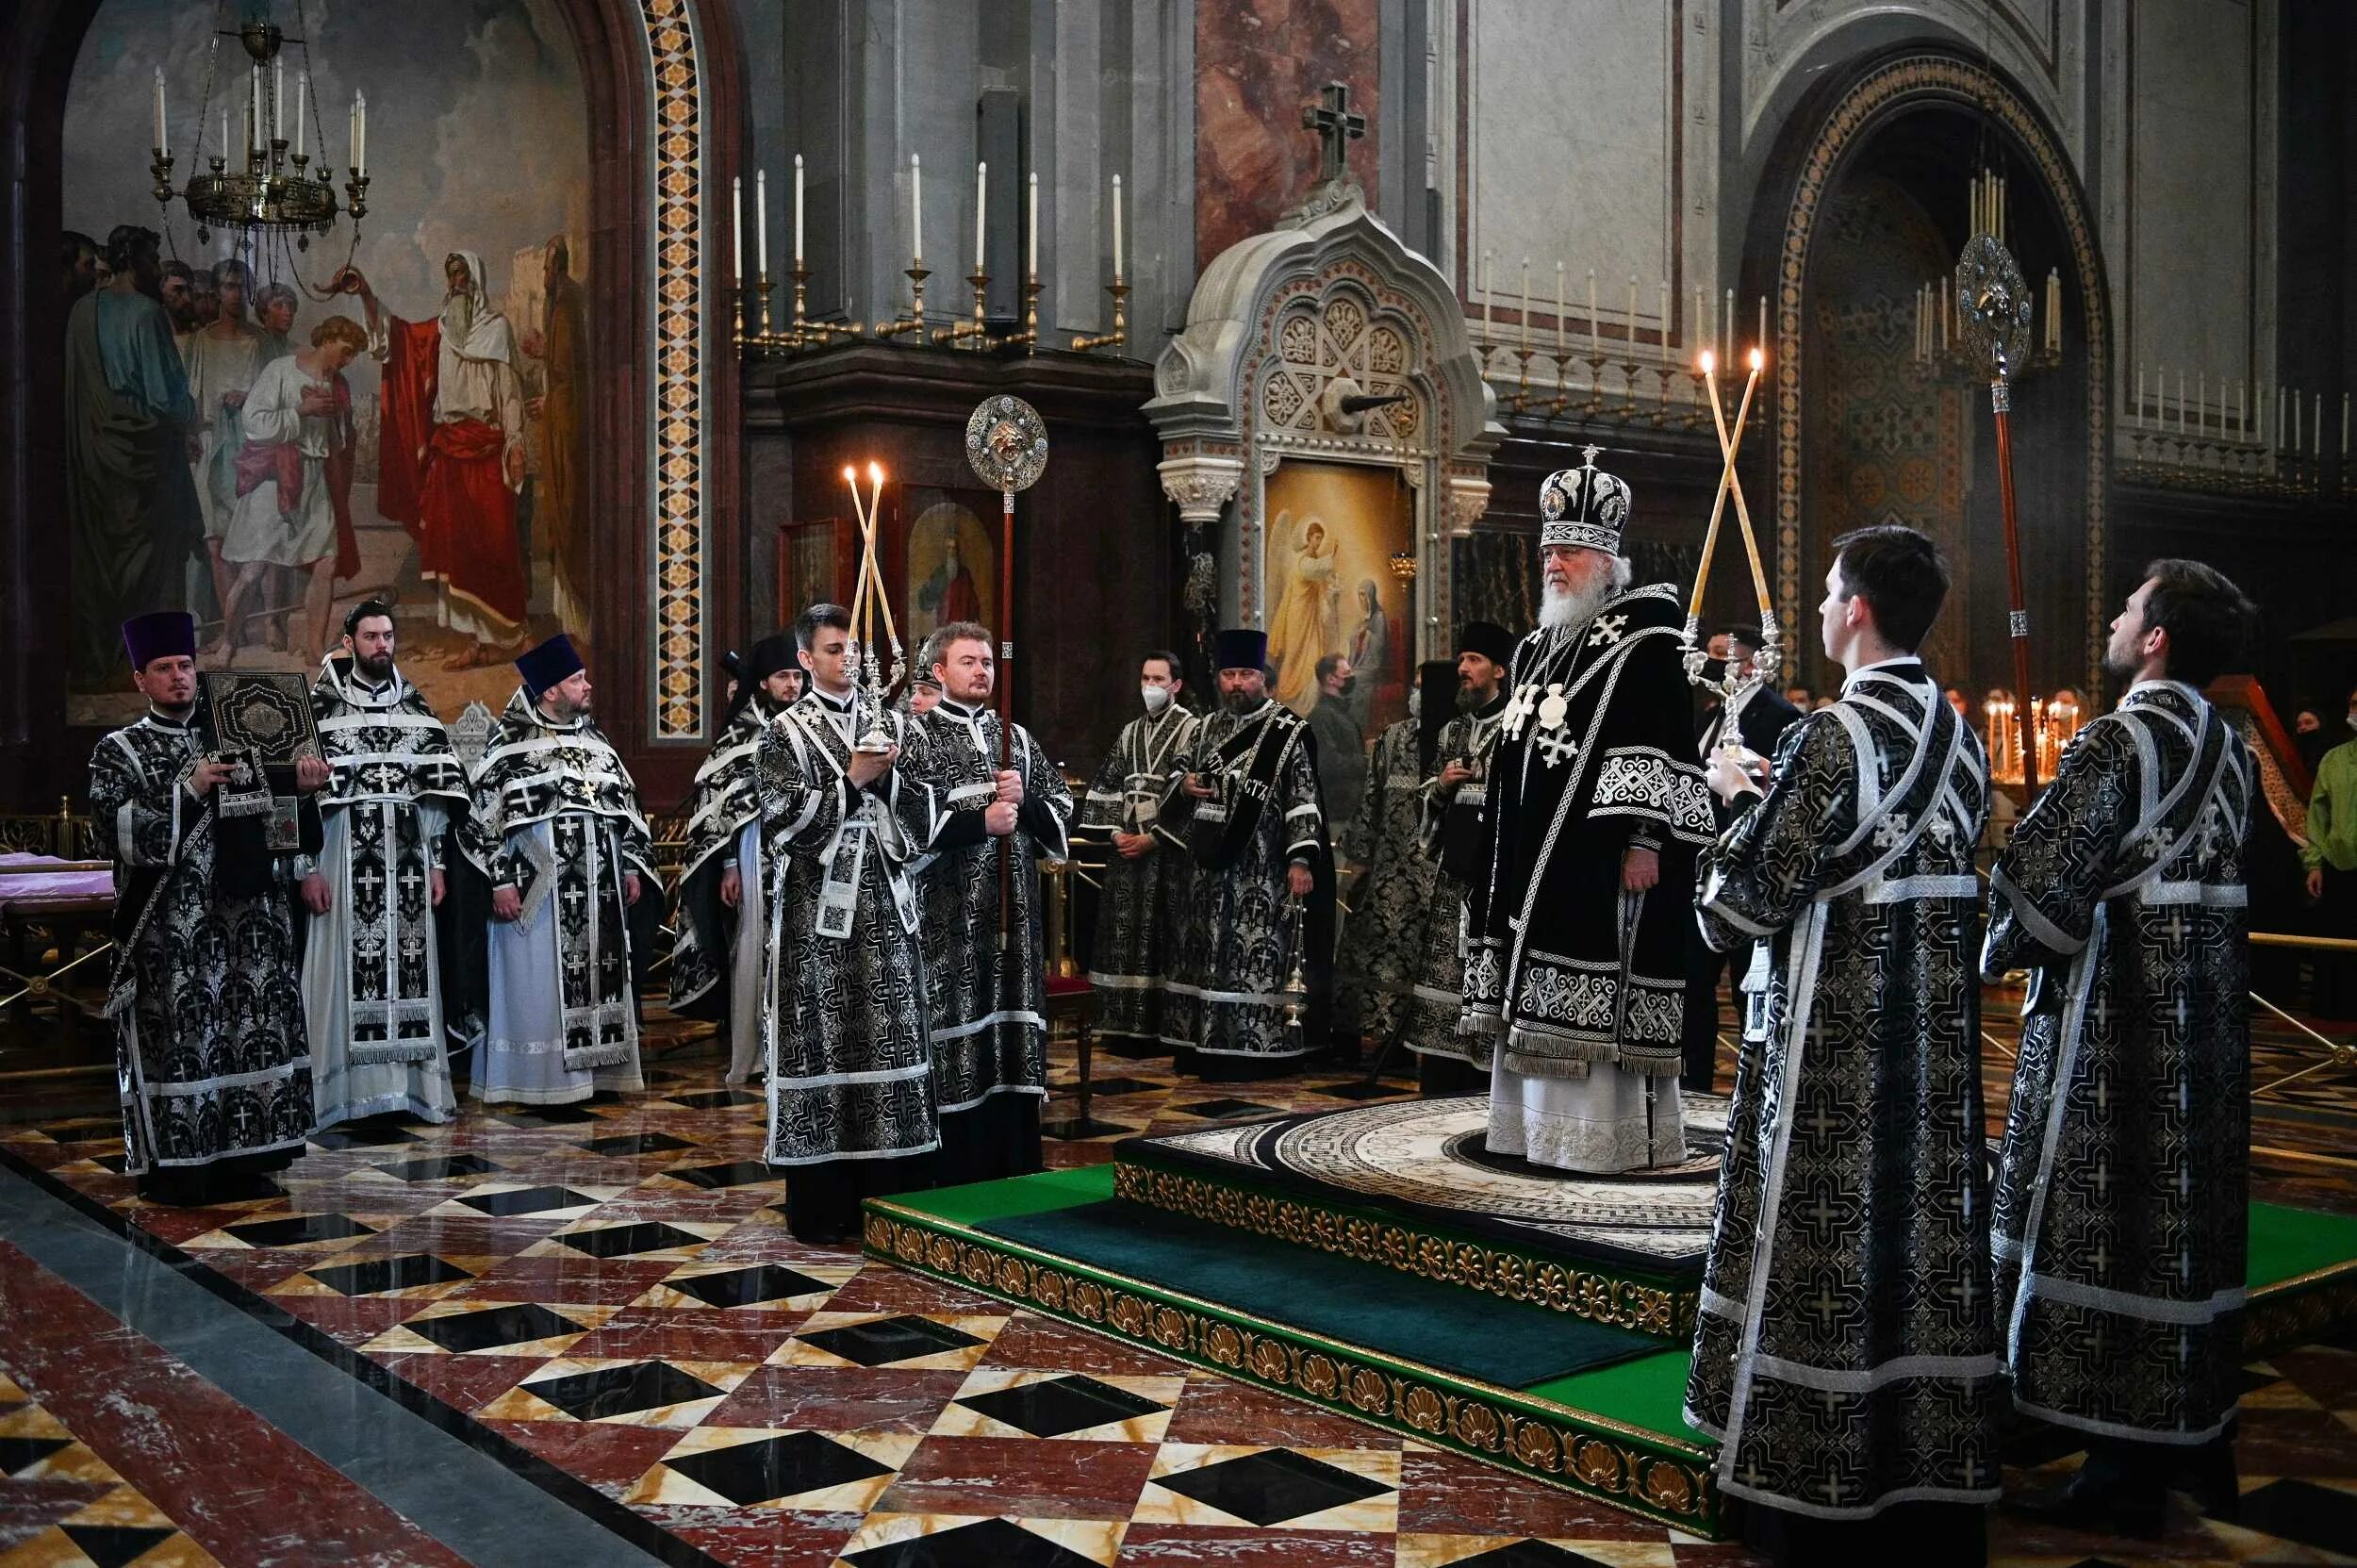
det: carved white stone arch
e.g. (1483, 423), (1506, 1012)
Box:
(1146, 179), (1502, 654)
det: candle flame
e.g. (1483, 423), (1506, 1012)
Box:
(866, 461), (884, 485)
(841, 466), (857, 484)
(1748, 347), (1764, 371)
(1698, 351), (1715, 376)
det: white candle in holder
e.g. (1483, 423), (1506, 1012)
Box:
(1112, 173), (1125, 279)
(732, 176), (743, 281)
(1519, 257), (1531, 349)
(975, 160), (987, 272)
(755, 169), (768, 277)
(153, 67), (165, 155)
(795, 154), (807, 265)
(294, 73), (305, 158)
(1028, 170), (1039, 276)
(1556, 261), (1567, 354)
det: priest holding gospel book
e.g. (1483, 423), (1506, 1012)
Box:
(89, 611), (328, 1204)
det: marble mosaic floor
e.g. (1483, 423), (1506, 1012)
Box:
(0, 1010), (2353, 1567)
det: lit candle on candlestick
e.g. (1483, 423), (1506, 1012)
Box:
(754, 172), (773, 281)
(1027, 170), (1039, 276)
(732, 176), (743, 282)
(1112, 173), (1125, 279)
(1519, 258), (1531, 350)
(975, 161), (988, 272)
(796, 154), (808, 265)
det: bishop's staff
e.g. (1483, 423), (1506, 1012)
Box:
(1681, 347), (1779, 729)
(964, 395), (1050, 937)
(1956, 233), (2039, 792)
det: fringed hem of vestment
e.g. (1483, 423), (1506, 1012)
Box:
(1503, 1023), (1616, 1078)
(1407, 1037), (1495, 1069)
(1459, 1009), (1506, 1039)
(347, 1040), (442, 1067)
(1616, 1047), (1686, 1078)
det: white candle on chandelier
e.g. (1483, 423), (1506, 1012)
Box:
(355, 91), (366, 174)
(249, 66), (260, 155)
(293, 73), (305, 158)
(755, 168), (769, 277)
(795, 154), (807, 265)
(901, 153), (915, 265)
(1111, 173), (1124, 280)
(1028, 169), (1039, 277)
(731, 175), (743, 281)
(153, 67), (165, 155)
(974, 160), (987, 272)
(273, 57), (283, 142)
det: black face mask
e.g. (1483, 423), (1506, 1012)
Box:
(1699, 658), (1729, 684)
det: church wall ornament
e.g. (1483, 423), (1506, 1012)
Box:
(1146, 158), (1503, 674)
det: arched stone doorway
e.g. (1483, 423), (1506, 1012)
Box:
(0, 0), (743, 803)
(1760, 53), (2111, 705)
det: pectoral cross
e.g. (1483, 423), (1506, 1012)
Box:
(1873, 811), (1909, 850)
(1587, 613), (1627, 648)
(1534, 728), (1580, 768)
(1301, 81), (1365, 183)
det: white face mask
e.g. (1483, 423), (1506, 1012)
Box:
(1408, 688), (1422, 722)
(1142, 685), (1172, 715)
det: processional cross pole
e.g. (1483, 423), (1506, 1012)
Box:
(964, 396), (1051, 942)
(1957, 233), (2039, 793)
(1681, 350), (1779, 736)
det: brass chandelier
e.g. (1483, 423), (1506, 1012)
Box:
(147, 2), (369, 252)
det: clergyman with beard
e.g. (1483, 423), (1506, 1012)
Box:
(303, 599), (470, 1130)
(1460, 448), (1714, 1171)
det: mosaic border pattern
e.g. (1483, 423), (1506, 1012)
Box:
(863, 1203), (1723, 1539)
(644, 0), (707, 740)
(1773, 55), (2110, 701)
(1110, 1161), (1693, 1340)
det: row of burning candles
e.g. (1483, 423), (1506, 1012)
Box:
(149, 62), (367, 173)
(1984, 690), (2083, 785)
(2126, 370), (2352, 457)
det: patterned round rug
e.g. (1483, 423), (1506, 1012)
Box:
(1261, 1093), (1726, 1233)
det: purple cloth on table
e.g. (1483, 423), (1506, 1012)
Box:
(0, 852), (115, 913)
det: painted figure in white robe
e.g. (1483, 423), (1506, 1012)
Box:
(219, 317), (365, 663)
(301, 602), (469, 1129)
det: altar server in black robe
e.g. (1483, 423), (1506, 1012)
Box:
(1462, 449), (1715, 1170)
(1986, 559), (2258, 1535)
(1409, 622), (1514, 1095)
(90, 611), (327, 1202)
(760, 603), (952, 1244)
(1163, 629), (1334, 1077)
(912, 622), (1074, 1183)
(1073, 652), (1198, 1047)
(1685, 524), (1997, 1567)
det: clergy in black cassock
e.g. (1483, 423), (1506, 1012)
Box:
(1163, 629), (1336, 1079)
(1986, 560), (2259, 1535)
(90, 612), (325, 1203)
(670, 634), (801, 1084)
(910, 622), (1074, 1184)
(1333, 660), (1451, 1055)
(759, 603), (951, 1245)
(1072, 652), (1199, 1046)
(1685, 525), (1998, 1568)
(1462, 452), (1714, 1171)
(1408, 622), (1515, 1096)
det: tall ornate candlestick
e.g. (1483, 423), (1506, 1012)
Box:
(754, 271), (775, 342)
(1071, 279), (1129, 352)
(871, 261), (931, 340)
(934, 267), (990, 347)
(993, 272), (1042, 351)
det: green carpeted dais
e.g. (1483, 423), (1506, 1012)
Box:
(981, 1197), (1659, 1389)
